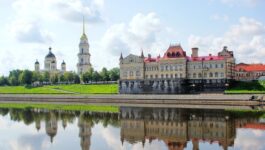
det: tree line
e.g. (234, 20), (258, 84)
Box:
(0, 67), (119, 86)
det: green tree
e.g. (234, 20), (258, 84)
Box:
(109, 68), (120, 81)
(0, 76), (9, 86)
(100, 67), (110, 81)
(8, 70), (22, 85)
(51, 74), (59, 84)
(92, 71), (101, 82)
(43, 71), (50, 82)
(74, 73), (80, 84)
(64, 72), (74, 83)
(32, 71), (42, 82)
(59, 74), (65, 82)
(19, 70), (33, 85)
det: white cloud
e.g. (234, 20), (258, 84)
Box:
(101, 12), (178, 57)
(211, 14), (229, 22)
(10, 19), (53, 44)
(188, 17), (265, 63)
(220, 0), (261, 6)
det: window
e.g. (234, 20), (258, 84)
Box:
(81, 58), (84, 63)
(209, 72), (213, 77)
(155, 74), (158, 78)
(215, 64), (218, 68)
(221, 64), (224, 68)
(221, 72), (224, 77)
(198, 73), (202, 78)
(180, 73), (183, 78)
(166, 74), (168, 78)
(161, 74), (164, 78)
(170, 74), (173, 78)
(215, 72), (218, 77)
(193, 73), (197, 78)
(150, 75), (153, 78)
(136, 71), (140, 76)
(175, 74), (178, 78)
(204, 73), (207, 77)
(81, 48), (84, 53)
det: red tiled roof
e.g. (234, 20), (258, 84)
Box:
(187, 55), (225, 61)
(243, 123), (265, 130)
(144, 57), (160, 62)
(235, 64), (265, 72)
(163, 45), (187, 59)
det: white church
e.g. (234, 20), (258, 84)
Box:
(34, 17), (92, 75)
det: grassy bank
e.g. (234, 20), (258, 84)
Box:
(225, 109), (265, 118)
(0, 103), (119, 113)
(0, 84), (118, 94)
(225, 81), (265, 94)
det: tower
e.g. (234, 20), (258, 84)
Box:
(61, 60), (66, 73)
(77, 16), (92, 75)
(35, 59), (40, 72)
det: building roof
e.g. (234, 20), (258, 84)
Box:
(35, 60), (39, 64)
(243, 123), (265, 130)
(163, 44), (187, 59)
(187, 55), (225, 62)
(235, 64), (265, 72)
(144, 56), (160, 62)
(45, 47), (56, 58)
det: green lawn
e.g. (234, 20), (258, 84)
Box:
(0, 103), (119, 113)
(0, 84), (118, 94)
(47, 84), (118, 94)
(0, 86), (66, 94)
(225, 80), (265, 94)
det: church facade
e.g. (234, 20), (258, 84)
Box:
(34, 47), (66, 74)
(119, 44), (235, 94)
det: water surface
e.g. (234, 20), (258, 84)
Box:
(0, 107), (264, 150)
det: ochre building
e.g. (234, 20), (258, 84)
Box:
(119, 44), (235, 94)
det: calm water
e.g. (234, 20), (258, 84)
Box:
(0, 107), (265, 150)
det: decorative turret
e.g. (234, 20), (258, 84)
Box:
(61, 60), (66, 72)
(120, 52), (123, 60)
(35, 59), (40, 72)
(140, 49), (144, 58)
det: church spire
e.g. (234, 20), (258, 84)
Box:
(80, 16), (87, 40)
(83, 15), (85, 35)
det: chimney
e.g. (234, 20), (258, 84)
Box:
(191, 47), (198, 57)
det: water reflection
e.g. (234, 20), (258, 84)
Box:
(0, 107), (264, 150)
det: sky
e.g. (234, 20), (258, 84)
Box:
(0, 0), (265, 76)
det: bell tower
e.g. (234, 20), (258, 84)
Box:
(77, 16), (92, 75)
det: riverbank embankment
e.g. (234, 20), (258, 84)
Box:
(0, 94), (264, 110)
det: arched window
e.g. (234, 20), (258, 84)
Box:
(172, 52), (176, 57)
(167, 53), (171, 57)
(176, 52), (180, 57)
(81, 48), (84, 53)
(81, 58), (84, 63)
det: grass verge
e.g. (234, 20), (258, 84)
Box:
(0, 103), (119, 113)
(0, 84), (118, 94)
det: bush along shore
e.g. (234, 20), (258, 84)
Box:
(225, 80), (265, 94)
(0, 103), (119, 113)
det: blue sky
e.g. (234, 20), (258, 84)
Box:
(0, 0), (265, 76)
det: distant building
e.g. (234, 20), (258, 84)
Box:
(34, 47), (66, 74)
(77, 17), (92, 75)
(119, 44), (235, 94)
(235, 63), (265, 81)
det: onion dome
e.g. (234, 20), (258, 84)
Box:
(61, 60), (66, 65)
(35, 59), (39, 64)
(45, 47), (56, 58)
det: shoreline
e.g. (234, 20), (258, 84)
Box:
(0, 94), (264, 110)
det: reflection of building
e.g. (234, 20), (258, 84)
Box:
(120, 107), (238, 150)
(78, 114), (92, 150)
(119, 45), (235, 94)
(45, 112), (58, 143)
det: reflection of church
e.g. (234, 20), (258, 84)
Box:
(45, 112), (58, 143)
(120, 107), (242, 150)
(78, 113), (92, 150)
